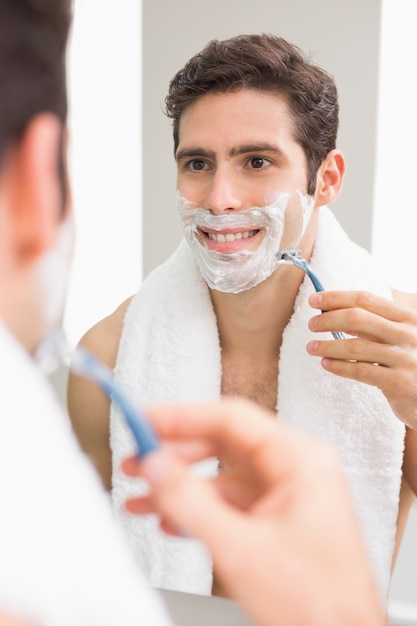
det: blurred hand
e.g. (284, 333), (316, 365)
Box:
(122, 398), (383, 626)
(307, 290), (417, 429)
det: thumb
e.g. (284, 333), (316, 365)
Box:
(139, 449), (246, 556)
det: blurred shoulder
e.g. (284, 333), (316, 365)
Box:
(79, 296), (134, 368)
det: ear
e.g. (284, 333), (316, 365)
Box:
(314, 149), (345, 207)
(6, 113), (66, 264)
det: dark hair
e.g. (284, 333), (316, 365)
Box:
(0, 0), (72, 162)
(165, 34), (339, 195)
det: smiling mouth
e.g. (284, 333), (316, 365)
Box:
(203, 229), (259, 242)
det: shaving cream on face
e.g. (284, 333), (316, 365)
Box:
(32, 213), (74, 373)
(177, 191), (314, 293)
(34, 213), (74, 329)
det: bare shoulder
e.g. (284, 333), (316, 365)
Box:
(394, 427), (417, 565)
(392, 288), (417, 309)
(402, 427), (417, 497)
(78, 296), (133, 367)
(67, 296), (134, 490)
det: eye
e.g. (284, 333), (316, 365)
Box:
(249, 157), (270, 169)
(189, 159), (207, 171)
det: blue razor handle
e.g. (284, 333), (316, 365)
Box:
(71, 348), (160, 458)
(277, 250), (345, 340)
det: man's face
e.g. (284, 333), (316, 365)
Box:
(176, 89), (311, 257)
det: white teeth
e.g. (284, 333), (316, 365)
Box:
(207, 230), (257, 242)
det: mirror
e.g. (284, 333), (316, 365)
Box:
(60, 2), (417, 624)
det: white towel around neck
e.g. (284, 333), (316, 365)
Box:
(111, 206), (405, 600)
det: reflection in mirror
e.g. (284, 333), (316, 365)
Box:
(112, 22), (401, 606)
(60, 1), (417, 624)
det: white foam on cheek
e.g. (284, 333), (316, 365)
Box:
(33, 213), (74, 330)
(177, 190), (314, 293)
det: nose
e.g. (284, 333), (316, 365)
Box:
(205, 168), (244, 214)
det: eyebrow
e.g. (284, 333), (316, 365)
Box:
(229, 143), (284, 158)
(175, 147), (215, 162)
(176, 142), (285, 162)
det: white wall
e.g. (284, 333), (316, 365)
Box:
(372, 0), (417, 292)
(65, 0), (142, 346)
(377, 1), (417, 616)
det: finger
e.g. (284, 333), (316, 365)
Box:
(309, 290), (417, 323)
(319, 355), (417, 401)
(125, 494), (155, 515)
(125, 476), (260, 518)
(309, 307), (417, 348)
(121, 438), (214, 474)
(122, 456), (145, 477)
(159, 517), (186, 536)
(308, 307), (387, 342)
(306, 337), (416, 368)
(144, 397), (274, 448)
(124, 492), (194, 537)
(124, 458), (264, 513)
(317, 355), (402, 390)
(142, 398), (306, 484)
(131, 448), (250, 556)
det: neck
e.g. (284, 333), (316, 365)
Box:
(211, 264), (300, 360)
(210, 209), (318, 361)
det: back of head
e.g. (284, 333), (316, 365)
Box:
(0, 0), (72, 163)
(165, 33), (339, 194)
